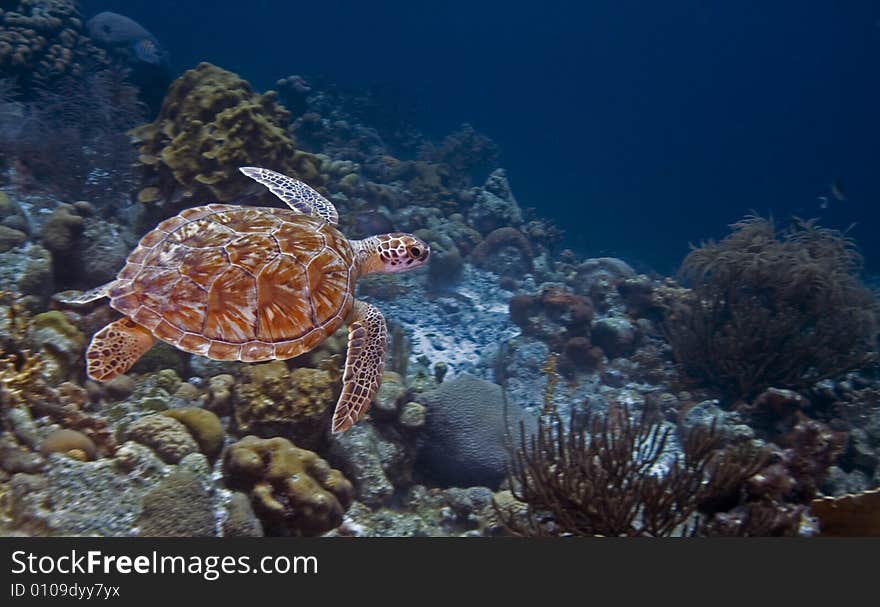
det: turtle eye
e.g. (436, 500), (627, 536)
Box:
(409, 246), (422, 258)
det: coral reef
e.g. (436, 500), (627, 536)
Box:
(131, 62), (325, 214)
(1, 36), (878, 540)
(467, 169), (523, 234)
(415, 373), (537, 488)
(496, 408), (793, 536)
(234, 361), (336, 451)
(0, 0), (109, 93)
(125, 414), (200, 464)
(508, 286), (601, 374)
(39, 428), (96, 461)
(418, 124), (500, 188)
(161, 408), (224, 460)
(223, 436), (354, 537)
(664, 215), (878, 401)
(8, 442), (166, 536)
(136, 465), (215, 537)
(0, 243), (52, 300)
(1, 341), (116, 457)
(470, 227), (533, 275)
(1, 68), (144, 202)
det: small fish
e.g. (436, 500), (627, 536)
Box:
(132, 38), (164, 65)
(818, 195), (829, 209)
(830, 177), (847, 202)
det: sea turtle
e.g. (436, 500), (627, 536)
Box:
(62, 167), (429, 433)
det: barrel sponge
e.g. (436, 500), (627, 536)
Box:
(223, 436), (354, 537)
(131, 62), (325, 210)
(415, 373), (537, 489)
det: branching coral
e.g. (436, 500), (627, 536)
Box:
(663, 215), (878, 401)
(495, 408), (783, 536)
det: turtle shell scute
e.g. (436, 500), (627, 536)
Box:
(109, 205), (356, 361)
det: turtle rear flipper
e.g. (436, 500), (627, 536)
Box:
(332, 300), (387, 434)
(87, 318), (155, 381)
(54, 281), (117, 306)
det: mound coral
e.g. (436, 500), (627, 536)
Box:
(0, 0), (109, 94)
(137, 468), (216, 537)
(26, 310), (84, 382)
(161, 408), (224, 460)
(39, 428), (96, 461)
(234, 361), (336, 451)
(223, 436), (353, 537)
(125, 414), (199, 464)
(131, 62), (325, 214)
(470, 227), (533, 275)
(415, 373), (537, 488)
(664, 215), (878, 401)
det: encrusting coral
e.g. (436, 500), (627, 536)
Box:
(131, 62), (326, 213)
(223, 435), (354, 537)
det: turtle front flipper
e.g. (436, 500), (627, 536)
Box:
(239, 166), (339, 225)
(86, 318), (155, 382)
(332, 300), (388, 433)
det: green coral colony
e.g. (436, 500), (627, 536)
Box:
(0, 0), (879, 538)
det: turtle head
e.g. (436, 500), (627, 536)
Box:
(354, 233), (430, 275)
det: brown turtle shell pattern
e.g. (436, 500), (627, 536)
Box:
(108, 204), (356, 362)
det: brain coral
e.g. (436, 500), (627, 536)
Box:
(415, 373), (537, 489)
(223, 436), (354, 537)
(0, 0), (110, 93)
(131, 62), (326, 212)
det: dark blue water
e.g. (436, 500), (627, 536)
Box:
(83, 0), (880, 274)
